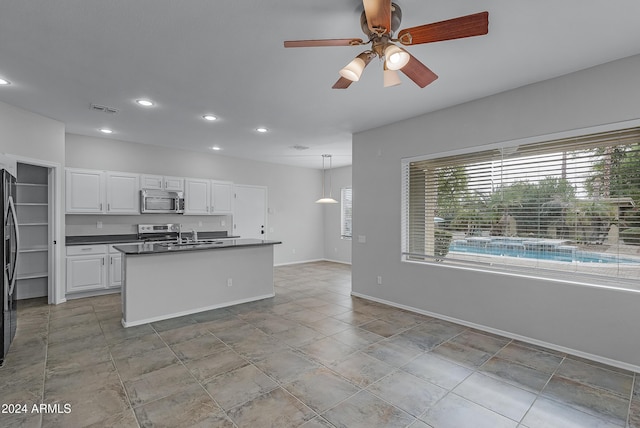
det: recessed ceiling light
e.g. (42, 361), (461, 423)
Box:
(256, 127), (268, 133)
(99, 128), (113, 134)
(0, 78), (10, 85)
(136, 99), (154, 107)
(203, 114), (218, 121)
(211, 146), (221, 151)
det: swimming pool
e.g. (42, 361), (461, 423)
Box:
(449, 237), (640, 264)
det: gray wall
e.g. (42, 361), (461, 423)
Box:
(0, 101), (66, 164)
(352, 54), (640, 369)
(322, 165), (352, 264)
(65, 134), (325, 266)
(0, 101), (66, 303)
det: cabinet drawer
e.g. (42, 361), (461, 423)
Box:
(66, 245), (107, 256)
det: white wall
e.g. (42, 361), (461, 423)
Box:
(65, 134), (325, 266)
(0, 101), (66, 303)
(0, 101), (66, 164)
(323, 165), (352, 264)
(352, 54), (640, 370)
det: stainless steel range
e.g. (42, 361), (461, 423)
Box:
(137, 224), (182, 243)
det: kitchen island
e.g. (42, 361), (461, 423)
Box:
(113, 239), (281, 327)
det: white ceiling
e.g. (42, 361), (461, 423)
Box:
(1, 1), (640, 169)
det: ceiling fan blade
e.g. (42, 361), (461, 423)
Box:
(284, 38), (364, 48)
(332, 77), (354, 89)
(362, 0), (392, 34)
(397, 11), (489, 46)
(400, 54), (438, 88)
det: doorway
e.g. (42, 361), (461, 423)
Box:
(14, 160), (59, 303)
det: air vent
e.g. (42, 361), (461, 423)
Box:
(90, 104), (119, 114)
(290, 145), (310, 151)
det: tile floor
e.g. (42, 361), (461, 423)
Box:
(1, 261), (638, 427)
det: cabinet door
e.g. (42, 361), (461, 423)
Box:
(140, 174), (163, 190)
(211, 181), (233, 214)
(108, 254), (122, 288)
(106, 172), (140, 214)
(184, 178), (210, 215)
(66, 256), (106, 293)
(163, 176), (184, 191)
(66, 169), (105, 213)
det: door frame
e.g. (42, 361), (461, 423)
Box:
(233, 184), (268, 240)
(10, 155), (63, 304)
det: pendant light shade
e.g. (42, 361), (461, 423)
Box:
(339, 51), (374, 82)
(316, 154), (338, 204)
(384, 44), (410, 71)
(383, 63), (402, 87)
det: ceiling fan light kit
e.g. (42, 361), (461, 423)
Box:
(284, 1), (489, 89)
(383, 44), (410, 70)
(339, 51), (375, 82)
(383, 64), (402, 87)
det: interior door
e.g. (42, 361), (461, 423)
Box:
(233, 185), (266, 239)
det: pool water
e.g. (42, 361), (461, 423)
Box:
(449, 237), (639, 264)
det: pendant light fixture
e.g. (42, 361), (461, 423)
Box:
(316, 154), (338, 204)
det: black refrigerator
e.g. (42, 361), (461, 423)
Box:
(1, 168), (18, 366)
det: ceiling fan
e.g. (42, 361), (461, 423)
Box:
(284, 0), (488, 89)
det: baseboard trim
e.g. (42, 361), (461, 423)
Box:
(275, 258), (351, 267)
(351, 291), (640, 374)
(274, 258), (325, 267)
(322, 258), (352, 266)
(122, 293), (275, 328)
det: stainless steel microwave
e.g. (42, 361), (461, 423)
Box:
(140, 190), (185, 214)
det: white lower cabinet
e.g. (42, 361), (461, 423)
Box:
(108, 246), (123, 288)
(66, 243), (132, 294)
(66, 245), (107, 293)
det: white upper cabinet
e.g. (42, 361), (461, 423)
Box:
(211, 181), (233, 214)
(163, 176), (184, 191)
(66, 168), (139, 214)
(66, 169), (105, 213)
(140, 174), (163, 190)
(105, 172), (140, 214)
(67, 168), (232, 216)
(140, 174), (184, 192)
(184, 178), (210, 215)
(184, 179), (234, 215)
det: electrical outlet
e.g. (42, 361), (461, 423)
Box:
(198, 221), (202, 227)
(292, 248), (296, 254)
(377, 276), (382, 285)
(97, 221), (103, 229)
(227, 278), (233, 287)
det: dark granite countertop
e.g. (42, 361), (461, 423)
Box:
(66, 234), (141, 246)
(113, 239), (282, 255)
(65, 232), (237, 246)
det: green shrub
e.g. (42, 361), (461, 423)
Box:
(435, 229), (453, 258)
(620, 227), (640, 245)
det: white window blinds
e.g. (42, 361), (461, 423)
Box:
(402, 127), (640, 289)
(341, 187), (353, 239)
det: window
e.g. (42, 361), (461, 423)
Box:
(341, 187), (353, 239)
(402, 127), (640, 290)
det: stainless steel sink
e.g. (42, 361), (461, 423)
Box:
(158, 240), (224, 248)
